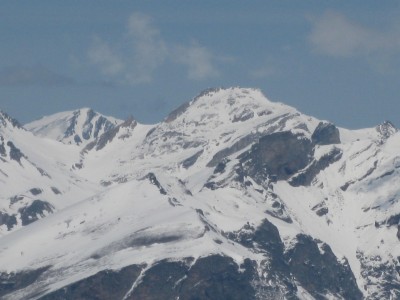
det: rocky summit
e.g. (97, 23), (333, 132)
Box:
(0, 87), (399, 299)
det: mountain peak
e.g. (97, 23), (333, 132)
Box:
(25, 108), (122, 146)
(0, 110), (23, 130)
(165, 87), (286, 126)
(376, 120), (398, 140)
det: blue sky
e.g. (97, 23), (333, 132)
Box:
(1, 1), (400, 128)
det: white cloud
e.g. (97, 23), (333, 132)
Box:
(125, 12), (168, 83)
(174, 43), (219, 80)
(0, 66), (75, 86)
(88, 37), (124, 76)
(308, 11), (400, 59)
(87, 12), (220, 85)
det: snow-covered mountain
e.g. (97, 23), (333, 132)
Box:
(0, 111), (101, 235)
(0, 88), (399, 300)
(25, 108), (122, 146)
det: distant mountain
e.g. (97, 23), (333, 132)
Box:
(0, 88), (399, 299)
(25, 108), (122, 146)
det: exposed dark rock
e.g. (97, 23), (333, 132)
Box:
(207, 113), (302, 168)
(386, 214), (400, 227)
(226, 220), (297, 297)
(30, 188), (43, 196)
(74, 134), (82, 145)
(64, 111), (79, 138)
(18, 200), (54, 226)
(340, 181), (354, 192)
(253, 219), (285, 255)
(375, 169), (395, 180)
(240, 131), (313, 182)
(41, 255), (258, 300)
(0, 136), (6, 157)
(341, 161), (378, 191)
(0, 111), (23, 129)
(7, 141), (26, 163)
(376, 120), (397, 140)
(127, 234), (183, 247)
(39, 265), (143, 300)
(311, 122), (341, 145)
(181, 150), (203, 169)
(85, 117), (136, 152)
(164, 101), (190, 123)
(94, 116), (116, 139)
(145, 173), (167, 195)
(82, 109), (96, 140)
(0, 211), (17, 230)
(204, 181), (217, 190)
(129, 260), (189, 299)
(9, 195), (24, 205)
(232, 109), (254, 123)
(145, 127), (156, 138)
(207, 133), (259, 167)
(214, 160), (227, 174)
(0, 267), (49, 298)
(358, 252), (400, 299)
(265, 208), (293, 224)
(74, 162), (83, 169)
(311, 203), (329, 216)
(178, 255), (257, 300)
(51, 187), (61, 195)
(286, 234), (362, 300)
(290, 147), (343, 186)
(34, 165), (51, 178)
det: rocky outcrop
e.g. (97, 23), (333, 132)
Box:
(7, 141), (26, 163)
(286, 234), (362, 300)
(40, 256), (258, 300)
(18, 200), (54, 226)
(358, 252), (400, 299)
(311, 122), (341, 145)
(241, 131), (313, 182)
(39, 265), (143, 300)
(0, 111), (22, 129)
(0, 267), (50, 299)
(289, 147), (343, 186)
(376, 120), (397, 140)
(84, 117), (136, 152)
(181, 149), (204, 169)
(0, 211), (17, 230)
(226, 220), (362, 299)
(0, 136), (6, 157)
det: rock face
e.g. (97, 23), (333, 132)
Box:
(0, 267), (49, 299)
(0, 211), (17, 230)
(18, 200), (54, 226)
(39, 265), (143, 300)
(36, 256), (258, 300)
(84, 117), (137, 151)
(286, 234), (362, 300)
(7, 141), (26, 164)
(241, 131), (313, 182)
(311, 122), (341, 145)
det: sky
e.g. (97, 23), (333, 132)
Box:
(1, 1), (400, 129)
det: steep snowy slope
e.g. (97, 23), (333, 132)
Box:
(0, 87), (399, 299)
(0, 111), (101, 236)
(25, 108), (122, 146)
